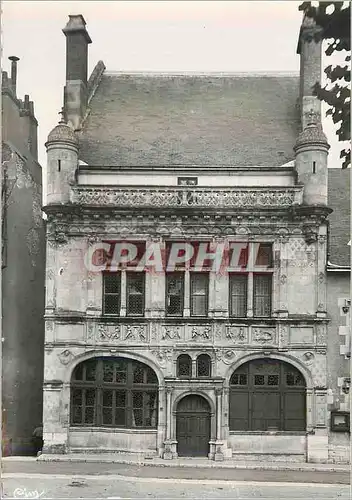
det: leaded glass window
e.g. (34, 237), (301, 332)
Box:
(166, 273), (184, 316)
(70, 357), (158, 428)
(196, 354), (211, 377)
(103, 272), (121, 315)
(126, 272), (145, 316)
(177, 354), (192, 378)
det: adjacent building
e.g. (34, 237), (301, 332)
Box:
(42, 14), (350, 463)
(2, 57), (45, 455)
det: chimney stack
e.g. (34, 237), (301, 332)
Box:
(296, 14), (323, 130)
(62, 15), (92, 130)
(8, 56), (19, 96)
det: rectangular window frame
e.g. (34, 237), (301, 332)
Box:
(229, 273), (248, 318)
(190, 272), (209, 317)
(126, 271), (145, 317)
(166, 272), (184, 317)
(102, 272), (121, 316)
(253, 273), (272, 318)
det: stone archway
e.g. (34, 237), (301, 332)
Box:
(176, 394), (211, 457)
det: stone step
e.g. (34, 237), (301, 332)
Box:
(232, 453), (306, 463)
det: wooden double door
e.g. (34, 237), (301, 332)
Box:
(176, 395), (211, 457)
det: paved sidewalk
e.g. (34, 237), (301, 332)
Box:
(11, 452), (346, 472)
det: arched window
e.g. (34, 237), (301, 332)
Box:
(229, 359), (306, 432)
(177, 354), (192, 378)
(70, 357), (158, 428)
(196, 354), (211, 377)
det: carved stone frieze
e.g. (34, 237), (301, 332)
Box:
(98, 324), (121, 342)
(161, 325), (183, 341)
(72, 187), (299, 209)
(124, 324), (148, 342)
(316, 323), (327, 345)
(252, 327), (276, 344)
(189, 325), (212, 342)
(225, 326), (248, 343)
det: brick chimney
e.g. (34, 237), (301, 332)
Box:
(8, 56), (19, 97)
(62, 14), (92, 130)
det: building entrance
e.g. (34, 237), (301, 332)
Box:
(176, 394), (210, 457)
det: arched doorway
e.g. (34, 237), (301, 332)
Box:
(176, 395), (211, 457)
(229, 358), (306, 431)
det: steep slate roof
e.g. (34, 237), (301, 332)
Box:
(78, 73), (300, 167)
(328, 168), (351, 267)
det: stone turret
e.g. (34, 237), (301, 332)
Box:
(294, 109), (330, 206)
(45, 111), (79, 205)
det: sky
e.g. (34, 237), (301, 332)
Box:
(1, 0), (347, 194)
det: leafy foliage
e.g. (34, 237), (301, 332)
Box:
(299, 2), (350, 168)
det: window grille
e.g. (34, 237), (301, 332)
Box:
(166, 273), (184, 316)
(196, 354), (211, 377)
(103, 272), (121, 315)
(229, 274), (247, 317)
(126, 272), (145, 316)
(190, 273), (208, 317)
(253, 274), (272, 317)
(70, 357), (158, 428)
(177, 354), (192, 378)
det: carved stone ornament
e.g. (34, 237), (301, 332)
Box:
(318, 272), (325, 284)
(161, 325), (182, 341)
(55, 231), (68, 245)
(151, 348), (173, 366)
(252, 328), (275, 344)
(124, 324), (147, 342)
(190, 325), (211, 341)
(225, 326), (247, 343)
(58, 349), (74, 365)
(98, 324), (121, 342)
(280, 274), (287, 285)
(303, 351), (315, 364)
(73, 187), (297, 209)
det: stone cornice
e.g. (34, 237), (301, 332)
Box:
(68, 186), (303, 209)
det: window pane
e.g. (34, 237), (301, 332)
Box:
(115, 408), (126, 427)
(146, 367), (158, 384)
(230, 373), (247, 386)
(85, 407), (95, 424)
(253, 275), (272, 317)
(133, 364), (144, 384)
(85, 389), (96, 406)
(230, 275), (247, 317)
(197, 354), (211, 377)
(102, 407), (113, 425)
(133, 392), (144, 408)
(84, 361), (97, 382)
(254, 375), (265, 386)
(133, 409), (143, 427)
(103, 363), (114, 382)
(72, 389), (82, 405)
(191, 274), (207, 294)
(115, 391), (126, 407)
(177, 354), (192, 378)
(191, 296), (207, 316)
(127, 273), (144, 315)
(103, 390), (113, 407)
(104, 295), (120, 315)
(73, 364), (83, 381)
(104, 273), (120, 293)
(72, 406), (82, 424)
(166, 274), (184, 316)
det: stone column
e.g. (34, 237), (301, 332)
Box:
(184, 270), (190, 317)
(120, 270), (127, 316)
(163, 388), (176, 459)
(316, 234), (327, 318)
(214, 388), (224, 461)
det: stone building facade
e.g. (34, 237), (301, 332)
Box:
(42, 14), (349, 463)
(2, 57), (45, 454)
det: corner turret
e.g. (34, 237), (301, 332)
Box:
(45, 111), (79, 205)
